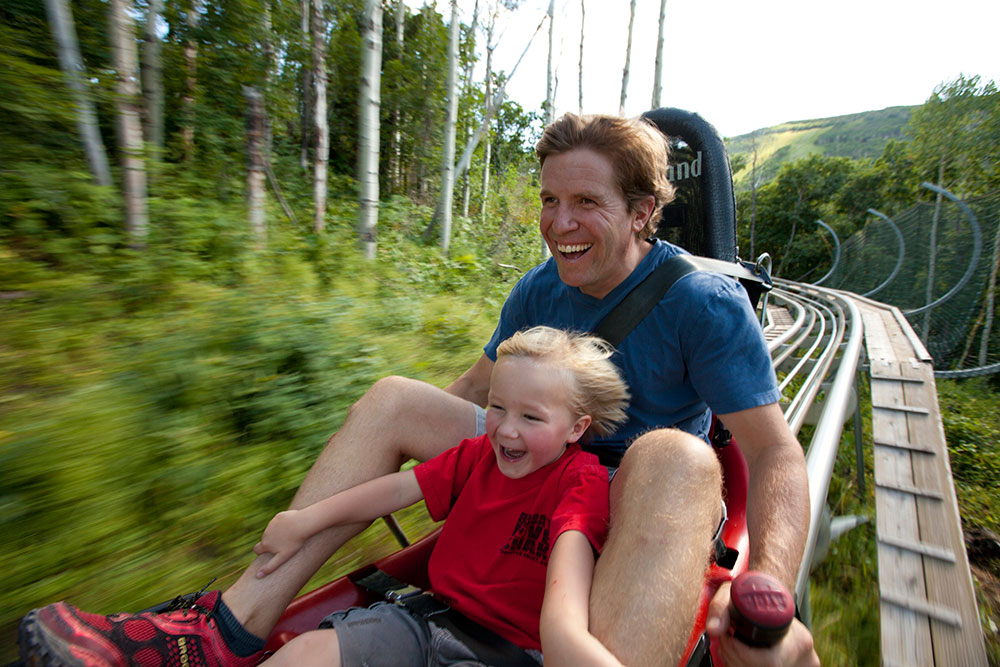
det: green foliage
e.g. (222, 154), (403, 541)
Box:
(937, 378), (1000, 534)
(908, 76), (1000, 198)
(0, 208), (515, 660)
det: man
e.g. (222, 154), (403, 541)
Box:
(21, 114), (819, 666)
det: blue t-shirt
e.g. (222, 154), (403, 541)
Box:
(484, 239), (780, 460)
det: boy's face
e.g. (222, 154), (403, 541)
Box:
(485, 356), (591, 479)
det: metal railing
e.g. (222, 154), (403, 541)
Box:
(766, 280), (866, 603)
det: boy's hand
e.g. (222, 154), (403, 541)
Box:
(253, 509), (309, 577)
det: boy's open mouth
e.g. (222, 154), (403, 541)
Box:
(557, 242), (592, 260)
(501, 447), (526, 461)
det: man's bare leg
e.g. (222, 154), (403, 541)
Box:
(221, 376), (480, 638)
(590, 429), (722, 665)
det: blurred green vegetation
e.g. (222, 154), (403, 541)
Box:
(0, 189), (543, 660)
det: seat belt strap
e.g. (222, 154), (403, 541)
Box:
(593, 254), (771, 348)
(353, 569), (540, 667)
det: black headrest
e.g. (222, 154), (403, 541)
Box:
(641, 108), (737, 263)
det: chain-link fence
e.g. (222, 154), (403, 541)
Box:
(822, 189), (1000, 376)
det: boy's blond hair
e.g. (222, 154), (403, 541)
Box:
(495, 326), (630, 438)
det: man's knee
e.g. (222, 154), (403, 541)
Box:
(617, 428), (721, 491)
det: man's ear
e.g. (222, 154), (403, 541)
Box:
(567, 415), (592, 443)
(631, 195), (657, 233)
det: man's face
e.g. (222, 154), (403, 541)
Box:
(539, 148), (654, 299)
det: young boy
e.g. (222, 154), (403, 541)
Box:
(253, 326), (629, 667)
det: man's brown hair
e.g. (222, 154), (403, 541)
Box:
(535, 113), (676, 239)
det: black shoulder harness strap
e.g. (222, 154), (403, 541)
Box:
(593, 254), (772, 347)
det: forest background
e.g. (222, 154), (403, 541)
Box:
(2, 0), (1000, 664)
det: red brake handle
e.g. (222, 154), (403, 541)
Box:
(728, 570), (795, 648)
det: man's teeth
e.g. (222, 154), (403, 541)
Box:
(558, 243), (593, 253)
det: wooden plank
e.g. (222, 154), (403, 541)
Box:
(878, 534), (955, 562)
(856, 299), (987, 664)
(880, 591), (964, 627)
(870, 373), (925, 383)
(873, 438), (937, 455)
(872, 403), (931, 415)
(903, 363), (988, 665)
(873, 478), (944, 501)
(869, 356), (934, 665)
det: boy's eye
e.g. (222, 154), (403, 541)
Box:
(489, 404), (504, 411)
(524, 414), (541, 422)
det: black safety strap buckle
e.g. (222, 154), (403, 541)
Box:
(711, 501), (739, 570)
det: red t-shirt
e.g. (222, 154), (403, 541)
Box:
(414, 434), (610, 651)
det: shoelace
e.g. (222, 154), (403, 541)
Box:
(152, 578), (219, 615)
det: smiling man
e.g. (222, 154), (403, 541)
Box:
(21, 114), (819, 667)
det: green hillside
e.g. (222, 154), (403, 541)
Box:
(725, 106), (913, 187)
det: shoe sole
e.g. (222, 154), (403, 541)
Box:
(18, 610), (85, 667)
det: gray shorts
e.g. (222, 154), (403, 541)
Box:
(473, 404), (486, 437)
(320, 602), (542, 666)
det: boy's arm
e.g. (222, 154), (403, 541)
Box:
(540, 530), (624, 667)
(253, 469), (423, 576)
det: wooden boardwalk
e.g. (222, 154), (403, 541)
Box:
(852, 294), (987, 666)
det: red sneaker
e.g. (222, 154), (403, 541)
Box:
(18, 590), (264, 667)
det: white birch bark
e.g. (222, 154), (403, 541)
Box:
(182, 0), (200, 162)
(619, 0), (636, 116)
(142, 0), (164, 154)
(577, 0), (584, 115)
(311, 0), (329, 233)
(652, 0), (667, 109)
(390, 0), (405, 191)
(431, 0), (461, 252)
(460, 0), (479, 218)
(300, 0), (312, 170)
(244, 86), (267, 248)
(110, 0), (149, 244)
(545, 0), (555, 124)
(44, 0), (112, 186)
(481, 7), (496, 226)
(357, 0), (383, 258)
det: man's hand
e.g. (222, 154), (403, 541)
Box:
(253, 509), (310, 577)
(706, 582), (820, 667)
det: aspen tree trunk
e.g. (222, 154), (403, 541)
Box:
(481, 10), (495, 226)
(545, 0), (555, 125)
(262, 1), (274, 156)
(577, 0), (584, 115)
(44, 0), (112, 187)
(389, 0), (405, 191)
(110, 0), (149, 244)
(461, 0), (479, 218)
(979, 218), (1000, 366)
(244, 86), (267, 248)
(311, 0), (329, 233)
(182, 0), (200, 162)
(619, 0), (636, 115)
(357, 0), (383, 258)
(142, 0), (164, 155)
(430, 0), (461, 252)
(651, 0), (666, 108)
(300, 0), (312, 170)
(922, 158), (945, 342)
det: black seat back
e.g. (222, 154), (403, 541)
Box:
(641, 108), (738, 263)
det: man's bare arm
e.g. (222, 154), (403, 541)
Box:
(720, 401), (809, 587)
(445, 353), (494, 406)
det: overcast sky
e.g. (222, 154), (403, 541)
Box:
(409, 0), (1000, 138)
